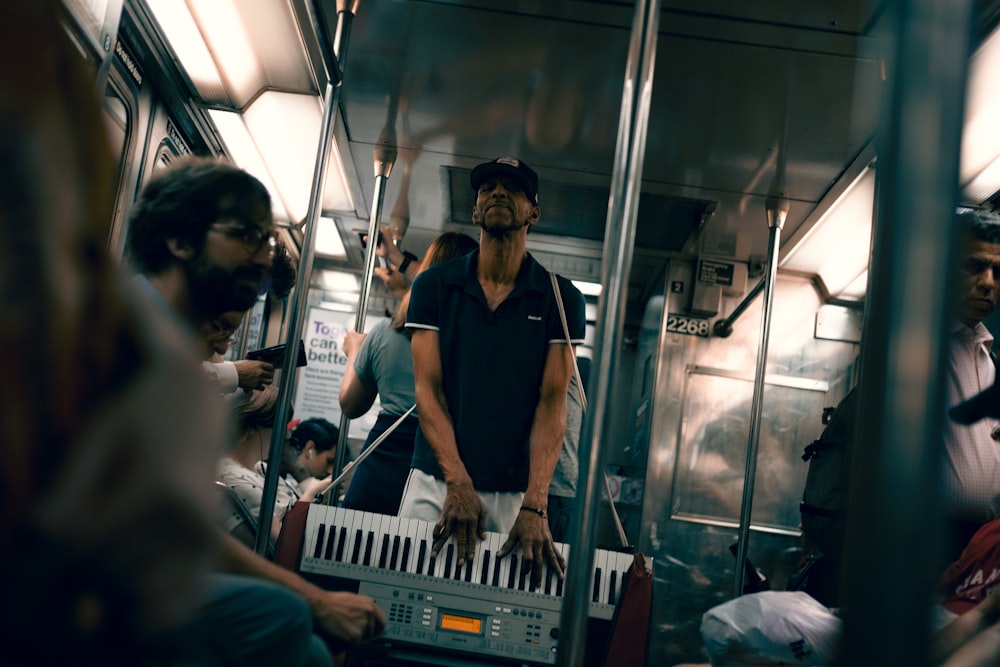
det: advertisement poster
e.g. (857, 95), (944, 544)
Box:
(293, 307), (381, 441)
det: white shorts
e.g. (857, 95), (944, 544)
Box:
(398, 468), (523, 534)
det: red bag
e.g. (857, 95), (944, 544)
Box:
(601, 552), (653, 667)
(273, 500), (311, 570)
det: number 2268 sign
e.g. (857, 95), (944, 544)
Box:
(666, 313), (710, 337)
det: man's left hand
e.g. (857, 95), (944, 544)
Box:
(498, 510), (565, 590)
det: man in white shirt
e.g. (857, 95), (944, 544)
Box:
(943, 209), (1000, 561)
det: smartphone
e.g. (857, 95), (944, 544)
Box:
(357, 231), (388, 270)
(246, 340), (307, 367)
(357, 230), (385, 249)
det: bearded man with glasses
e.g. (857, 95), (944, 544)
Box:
(126, 156), (385, 666)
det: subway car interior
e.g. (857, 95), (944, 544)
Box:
(53, 0), (1000, 664)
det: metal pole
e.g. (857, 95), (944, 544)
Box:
(556, 0), (660, 665)
(712, 277), (765, 338)
(254, 4), (356, 556)
(839, 0), (973, 664)
(731, 200), (786, 598)
(330, 132), (397, 502)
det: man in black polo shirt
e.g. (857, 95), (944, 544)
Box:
(402, 156), (586, 587)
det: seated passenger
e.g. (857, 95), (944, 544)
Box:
(339, 231), (478, 515)
(218, 387), (298, 543)
(277, 418), (339, 503)
(200, 310), (275, 393)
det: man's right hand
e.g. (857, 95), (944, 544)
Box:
(433, 479), (487, 564)
(234, 359), (274, 390)
(308, 590), (386, 650)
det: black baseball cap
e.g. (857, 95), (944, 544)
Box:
(470, 156), (539, 205)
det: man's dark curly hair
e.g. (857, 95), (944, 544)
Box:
(125, 156), (271, 274)
(268, 244), (297, 300)
(288, 418), (339, 454)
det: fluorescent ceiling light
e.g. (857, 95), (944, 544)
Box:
(145, 0), (225, 100)
(243, 92), (354, 223)
(961, 25), (1000, 202)
(186, 0), (259, 104)
(319, 270), (360, 293)
(781, 167), (875, 299)
(573, 280), (603, 297)
(207, 109), (289, 222)
(316, 216), (347, 259)
(243, 92), (322, 224)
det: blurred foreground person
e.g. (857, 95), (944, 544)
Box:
(127, 155), (385, 661)
(0, 1), (222, 663)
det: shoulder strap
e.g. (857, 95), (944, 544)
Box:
(550, 273), (631, 548)
(550, 272), (586, 411)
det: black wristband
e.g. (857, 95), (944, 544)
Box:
(520, 505), (547, 519)
(398, 250), (418, 274)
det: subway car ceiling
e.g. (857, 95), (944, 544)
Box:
(109, 0), (1000, 332)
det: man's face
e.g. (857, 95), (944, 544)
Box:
(958, 237), (1000, 325)
(201, 310), (244, 357)
(471, 176), (539, 237)
(301, 442), (336, 478)
(186, 201), (274, 319)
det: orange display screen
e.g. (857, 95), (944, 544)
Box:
(439, 613), (482, 634)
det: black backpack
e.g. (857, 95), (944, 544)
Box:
(791, 387), (860, 605)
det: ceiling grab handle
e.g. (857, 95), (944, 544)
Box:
(556, 1), (661, 665)
(712, 277), (765, 338)
(328, 99), (398, 505)
(253, 3), (357, 556)
(730, 197), (787, 598)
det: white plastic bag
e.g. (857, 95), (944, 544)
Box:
(701, 591), (842, 665)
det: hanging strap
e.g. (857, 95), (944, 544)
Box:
(316, 404), (417, 499)
(550, 273), (630, 549)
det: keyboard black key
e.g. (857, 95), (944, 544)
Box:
(454, 558), (463, 581)
(609, 571), (618, 606)
(378, 534), (390, 569)
(492, 554), (501, 587)
(556, 573), (564, 597)
(400, 537), (412, 573)
(465, 556), (474, 582)
(427, 554), (437, 577)
(323, 524), (336, 560)
(481, 551), (491, 586)
(389, 536), (401, 570)
(363, 531), (375, 566)
(545, 567), (555, 596)
(507, 555), (518, 589)
(416, 540), (426, 575)
(335, 527), (347, 562)
(313, 524), (326, 559)
(351, 529), (362, 564)
(518, 559), (530, 590)
(444, 544), (454, 579)
(592, 568), (601, 603)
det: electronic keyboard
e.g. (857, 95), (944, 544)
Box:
(298, 505), (636, 665)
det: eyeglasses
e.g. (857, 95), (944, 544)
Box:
(210, 221), (278, 258)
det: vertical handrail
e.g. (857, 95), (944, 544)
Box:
(556, 0), (660, 665)
(254, 3), (356, 556)
(330, 132), (397, 503)
(838, 0), (973, 664)
(731, 201), (786, 598)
